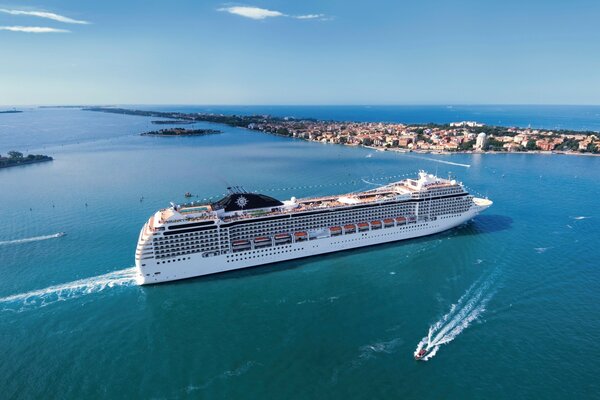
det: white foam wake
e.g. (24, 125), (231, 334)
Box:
(0, 267), (137, 312)
(414, 270), (497, 361)
(0, 232), (65, 246)
(402, 154), (471, 168)
(361, 178), (383, 187)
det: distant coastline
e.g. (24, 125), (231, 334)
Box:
(151, 120), (196, 125)
(0, 151), (53, 169)
(85, 107), (600, 155)
(141, 128), (222, 137)
(0, 110), (22, 114)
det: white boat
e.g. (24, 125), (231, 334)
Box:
(135, 171), (492, 285)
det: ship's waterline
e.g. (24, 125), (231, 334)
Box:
(135, 171), (492, 284)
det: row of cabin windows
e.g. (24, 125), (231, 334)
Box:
(230, 203), (415, 227)
(151, 199), (467, 252)
(229, 202), (415, 232)
(153, 232), (219, 243)
(227, 205), (416, 240)
(155, 215), (445, 259)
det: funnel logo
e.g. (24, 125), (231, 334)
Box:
(236, 195), (248, 209)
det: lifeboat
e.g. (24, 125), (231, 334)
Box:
(254, 236), (271, 247)
(329, 226), (342, 236)
(274, 233), (291, 243)
(232, 239), (251, 251)
(294, 231), (308, 241)
(357, 222), (369, 231)
(344, 224), (356, 233)
(395, 216), (407, 224)
(370, 220), (382, 229)
(383, 218), (394, 227)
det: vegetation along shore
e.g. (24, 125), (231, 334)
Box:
(86, 107), (599, 154)
(140, 128), (222, 137)
(0, 151), (53, 169)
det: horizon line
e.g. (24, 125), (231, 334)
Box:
(3, 103), (600, 108)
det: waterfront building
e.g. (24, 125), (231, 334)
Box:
(475, 132), (488, 151)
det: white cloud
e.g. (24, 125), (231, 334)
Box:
(218, 6), (285, 20)
(0, 9), (89, 24)
(294, 14), (325, 20)
(0, 26), (70, 33)
(218, 6), (329, 21)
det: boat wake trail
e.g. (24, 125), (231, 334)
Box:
(0, 267), (137, 312)
(0, 232), (65, 246)
(402, 154), (471, 168)
(414, 270), (498, 361)
(361, 178), (383, 187)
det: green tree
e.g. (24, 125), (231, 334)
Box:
(276, 127), (290, 136)
(459, 140), (475, 151)
(8, 151), (23, 159)
(486, 138), (504, 151)
(525, 140), (539, 151)
(587, 142), (598, 153)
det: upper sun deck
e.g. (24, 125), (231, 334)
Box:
(152, 171), (464, 227)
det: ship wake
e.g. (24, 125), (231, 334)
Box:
(0, 267), (137, 312)
(402, 154), (471, 168)
(414, 269), (497, 361)
(0, 232), (65, 246)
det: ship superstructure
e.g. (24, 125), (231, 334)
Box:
(135, 171), (492, 284)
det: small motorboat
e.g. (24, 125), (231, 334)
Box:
(56, 232), (67, 237)
(184, 192), (193, 198)
(415, 348), (428, 361)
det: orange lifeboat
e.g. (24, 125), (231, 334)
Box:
(396, 216), (407, 224)
(294, 231), (308, 241)
(370, 220), (382, 229)
(232, 239), (251, 252)
(274, 234), (292, 244)
(344, 224), (356, 233)
(254, 236), (271, 247)
(329, 226), (342, 236)
(357, 222), (369, 231)
(383, 218), (394, 227)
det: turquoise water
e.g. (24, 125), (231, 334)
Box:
(1, 108), (599, 398)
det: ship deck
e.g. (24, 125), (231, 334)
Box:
(157, 178), (458, 225)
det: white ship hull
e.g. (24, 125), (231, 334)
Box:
(135, 203), (488, 285)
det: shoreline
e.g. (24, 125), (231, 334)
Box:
(263, 128), (600, 157)
(85, 107), (600, 157)
(0, 158), (53, 169)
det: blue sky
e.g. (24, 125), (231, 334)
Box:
(1, 0), (599, 105)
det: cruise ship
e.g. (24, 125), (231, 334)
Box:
(135, 171), (492, 284)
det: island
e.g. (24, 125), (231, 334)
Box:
(85, 107), (600, 154)
(0, 151), (53, 169)
(0, 110), (23, 114)
(140, 128), (222, 137)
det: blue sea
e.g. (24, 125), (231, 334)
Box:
(0, 106), (599, 399)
